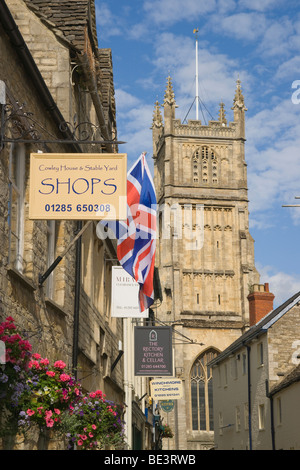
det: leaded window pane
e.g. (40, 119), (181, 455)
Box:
(190, 349), (218, 431)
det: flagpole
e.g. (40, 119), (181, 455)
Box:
(38, 220), (93, 286)
(194, 28), (199, 120)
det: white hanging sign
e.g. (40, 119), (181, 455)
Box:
(111, 266), (148, 318)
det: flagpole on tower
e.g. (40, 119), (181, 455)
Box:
(194, 28), (199, 120)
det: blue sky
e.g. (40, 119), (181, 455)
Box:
(95, 0), (300, 307)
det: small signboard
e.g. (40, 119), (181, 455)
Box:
(134, 326), (173, 376)
(111, 266), (148, 317)
(150, 378), (183, 400)
(160, 400), (175, 412)
(29, 153), (127, 220)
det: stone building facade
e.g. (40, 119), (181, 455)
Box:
(210, 289), (300, 450)
(152, 76), (260, 450)
(0, 0), (125, 449)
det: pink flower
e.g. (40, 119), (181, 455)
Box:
(53, 360), (66, 369)
(27, 409), (35, 416)
(32, 353), (41, 359)
(45, 410), (53, 419)
(40, 358), (49, 366)
(54, 409), (61, 415)
(46, 418), (54, 428)
(28, 360), (40, 369)
(80, 435), (87, 440)
(89, 432), (94, 438)
(91, 424), (97, 430)
(59, 373), (70, 382)
(75, 388), (80, 396)
(6, 316), (15, 322)
(46, 371), (55, 377)
(77, 440), (83, 446)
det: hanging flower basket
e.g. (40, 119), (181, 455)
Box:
(16, 354), (83, 434)
(161, 424), (174, 438)
(63, 390), (125, 450)
(0, 318), (125, 450)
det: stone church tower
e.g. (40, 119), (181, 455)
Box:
(152, 77), (260, 450)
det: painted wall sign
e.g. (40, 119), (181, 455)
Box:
(134, 326), (173, 376)
(29, 153), (127, 220)
(150, 378), (183, 400)
(111, 266), (148, 317)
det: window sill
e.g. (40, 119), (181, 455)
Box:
(45, 298), (67, 317)
(7, 265), (36, 291)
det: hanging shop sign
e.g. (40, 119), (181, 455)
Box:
(160, 400), (175, 412)
(150, 378), (183, 400)
(111, 266), (148, 317)
(29, 153), (127, 220)
(134, 326), (173, 377)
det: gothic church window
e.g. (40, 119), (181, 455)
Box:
(190, 348), (218, 432)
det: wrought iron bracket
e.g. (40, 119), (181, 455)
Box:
(0, 101), (125, 150)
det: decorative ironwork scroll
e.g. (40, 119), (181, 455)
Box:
(0, 101), (124, 150)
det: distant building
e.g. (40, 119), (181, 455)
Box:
(210, 287), (300, 450)
(152, 75), (260, 450)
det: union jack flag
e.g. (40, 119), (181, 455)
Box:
(99, 153), (157, 312)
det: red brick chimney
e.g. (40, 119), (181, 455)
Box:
(247, 283), (275, 326)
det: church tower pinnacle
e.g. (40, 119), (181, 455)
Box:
(163, 75), (176, 134)
(218, 101), (227, 126)
(151, 100), (163, 158)
(232, 78), (247, 138)
(164, 74), (176, 106)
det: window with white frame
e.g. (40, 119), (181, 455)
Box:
(8, 143), (25, 272)
(257, 342), (264, 367)
(242, 353), (247, 375)
(258, 403), (265, 430)
(235, 406), (241, 432)
(231, 356), (238, 380)
(224, 362), (228, 387)
(218, 412), (223, 435)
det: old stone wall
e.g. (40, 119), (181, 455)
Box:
(268, 303), (300, 385)
(0, 0), (125, 450)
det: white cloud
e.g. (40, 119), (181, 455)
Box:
(258, 264), (300, 308)
(216, 12), (267, 41)
(116, 97), (154, 162)
(115, 89), (141, 111)
(95, 2), (127, 38)
(257, 19), (294, 57)
(275, 56), (300, 81)
(238, 0), (284, 11)
(143, 0), (216, 26)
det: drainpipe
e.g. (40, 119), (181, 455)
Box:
(72, 221), (82, 379)
(266, 380), (275, 450)
(246, 345), (252, 450)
